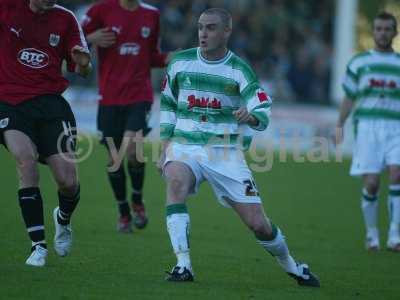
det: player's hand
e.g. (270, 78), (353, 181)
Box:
(86, 27), (116, 48)
(71, 46), (91, 77)
(233, 107), (252, 124)
(233, 107), (259, 127)
(71, 46), (90, 66)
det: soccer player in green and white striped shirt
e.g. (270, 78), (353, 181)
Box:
(337, 12), (400, 252)
(158, 8), (320, 286)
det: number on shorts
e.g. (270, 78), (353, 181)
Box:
(243, 179), (259, 196)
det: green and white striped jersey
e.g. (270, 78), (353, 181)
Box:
(160, 48), (271, 149)
(342, 49), (400, 121)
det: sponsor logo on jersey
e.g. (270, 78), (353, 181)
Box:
(141, 26), (151, 38)
(187, 95), (221, 110)
(49, 33), (60, 47)
(256, 89), (270, 103)
(369, 78), (397, 89)
(0, 118), (9, 129)
(119, 43), (141, 56)
(224, 83), (239, 95)
(18, 48), (49, 69)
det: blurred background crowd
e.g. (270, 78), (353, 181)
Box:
(59, 0), (399, 105)
(60, 0), (334, 104)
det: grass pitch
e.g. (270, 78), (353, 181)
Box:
(0, 143), (399, 300)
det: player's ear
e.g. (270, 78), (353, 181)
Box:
(224, 26), (232, 39)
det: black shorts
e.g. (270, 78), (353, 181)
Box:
(97, 102), (152, 149)
(0, 94), (77, 163)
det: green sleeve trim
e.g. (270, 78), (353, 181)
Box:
(250, 111), (269, 131)
(346, 66), (358, 82)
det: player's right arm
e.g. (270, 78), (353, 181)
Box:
(157, 66), (178, 171)
(335, 58), (359, 144)
(81, 4), (116, 48)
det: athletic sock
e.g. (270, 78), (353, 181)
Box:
(388, 184), (400, 234)
(166, 204), (191, 270)
(107, 166), (130, 216)
(57, 185), (80, 225)
(18, 187), (46, 247)
(128, 162), (145, 205)
(361, 188), (378, 233)
(257, 225), (299, 275)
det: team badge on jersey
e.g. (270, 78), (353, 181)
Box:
(224, 83), (239, 95)
(141, 26), (151, 38)
(183, 77), (191, 88)
(0, 118), (9, 129)
(49, 34), (60, 47)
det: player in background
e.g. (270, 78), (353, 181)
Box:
(82, 0), (171, 233)
(158, 8), (320, 286)
(0, 0), (91, 266)
(337, 12), (400, 252)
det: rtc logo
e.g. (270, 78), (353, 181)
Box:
(18, 48), (49, 69)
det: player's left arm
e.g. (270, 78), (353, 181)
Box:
(245, 83), (272, 131)
(234, 71), (271, 131)
(149, 13), (168, 68)
(66, 13), (92, 77)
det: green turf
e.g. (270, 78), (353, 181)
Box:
(0, 143), (399, 300)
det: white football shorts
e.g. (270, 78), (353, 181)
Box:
(163, 143), (262, 207)
(350, 119), (400, 176)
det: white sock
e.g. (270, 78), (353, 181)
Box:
(388, 185), (400, 235)
(258, 228), (299, 275)
(166, 211), (191, 271)
(361, 188), (378, 232)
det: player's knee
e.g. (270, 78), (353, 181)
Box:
(16, 156), (39, 185)
(167, 175), (190, 197)
(126, 143), (145, 165)
(16, 155), (36, 170)
(365, 180), (379, 195)
(16, 155), (37, 175)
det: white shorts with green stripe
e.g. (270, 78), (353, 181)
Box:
(350, 119), (400, 176)
(163, 142), (262, 207)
